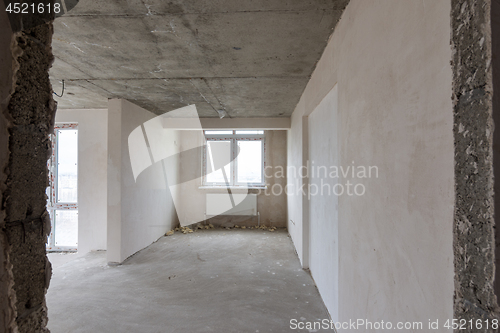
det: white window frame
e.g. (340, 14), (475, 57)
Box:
(203, 130), (265, 187)
(46, 123), (78, 252)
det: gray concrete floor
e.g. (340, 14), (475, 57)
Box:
(46, 229), (332, 332)
(47, 251), (84, 269)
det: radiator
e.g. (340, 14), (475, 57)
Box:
(205, 193), (259, 223)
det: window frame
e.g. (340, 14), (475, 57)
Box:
(203, 130), (265, 187)
(47, 123), (79, 252)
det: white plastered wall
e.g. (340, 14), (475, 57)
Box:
(308, 85), (340, 321)
(55, 109), (108, 254)
(107, 99), (180, 263)
(287, 0), (454, 328)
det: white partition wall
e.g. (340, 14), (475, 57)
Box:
(307, 85), (339, 322)
(107, 99), (180, 264)
(287, 0), (454, 328)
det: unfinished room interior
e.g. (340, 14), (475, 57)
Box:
(2, 0), (500, 332)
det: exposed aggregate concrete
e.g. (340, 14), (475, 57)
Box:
(2, 16), (56, 333)
(451, 0), (500, 330)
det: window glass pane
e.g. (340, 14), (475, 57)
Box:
(205, 130), (233, 135)
(237, 140), (262, 183)
(54, 210), (78, 247)
(206, 165), (231, 183)
(57, 130), (78, 202)
(235, 130), (264, 135)
(206, 141), (232, 184)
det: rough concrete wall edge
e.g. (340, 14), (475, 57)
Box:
(451, 0), (500, 326)
(0, 7), (18, 328)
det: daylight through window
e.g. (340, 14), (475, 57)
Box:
(204, 130), (265, 187)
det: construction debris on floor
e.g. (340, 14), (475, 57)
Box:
(166, 224), (282, 236)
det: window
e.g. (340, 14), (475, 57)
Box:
(47, 124), (78, 251)
(203, 130), (265, 187)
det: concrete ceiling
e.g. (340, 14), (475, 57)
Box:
(50, 0), (348, 117)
